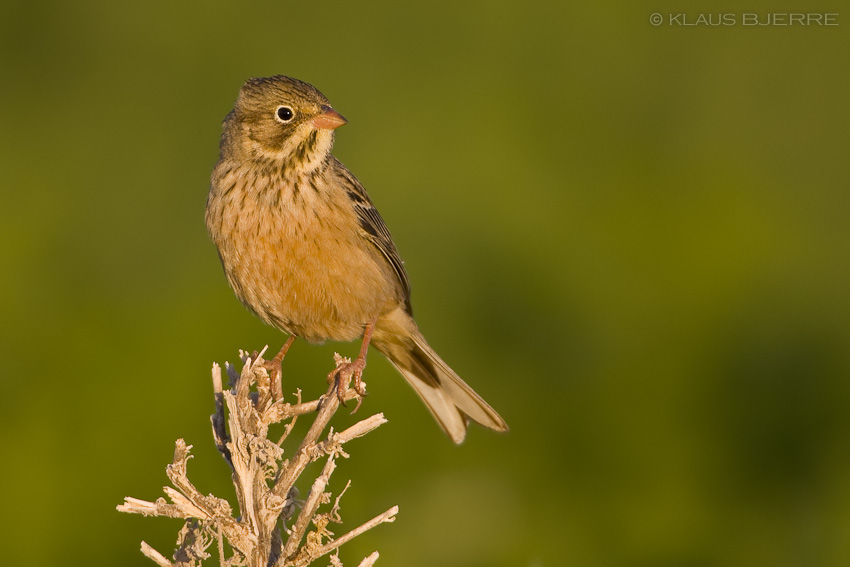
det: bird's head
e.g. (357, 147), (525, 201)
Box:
(223, 75), (347, 175)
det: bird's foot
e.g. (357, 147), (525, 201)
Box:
(262, 336), (296, 401)
(328, 354), (368, 412)
(261, 358), (283, 402)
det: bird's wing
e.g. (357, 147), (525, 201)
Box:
(332, 158), (412, 313)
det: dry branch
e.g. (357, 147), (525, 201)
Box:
(118, 349), (397, 566)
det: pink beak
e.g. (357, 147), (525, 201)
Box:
(311, 107), (347, 130)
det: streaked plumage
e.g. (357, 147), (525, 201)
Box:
(205, 75), (507, 443)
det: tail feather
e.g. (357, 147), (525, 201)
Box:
(376, 328), (508, 444)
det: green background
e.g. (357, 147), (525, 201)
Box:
(2, 1), (848, 566)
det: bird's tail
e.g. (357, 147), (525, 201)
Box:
(373, 311), (508, 443)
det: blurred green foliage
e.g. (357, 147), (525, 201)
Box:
(1, 1), (848, 565)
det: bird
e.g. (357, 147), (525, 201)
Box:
(205, 75), (507, 443)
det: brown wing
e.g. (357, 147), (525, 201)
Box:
(331, 157), (412, 313)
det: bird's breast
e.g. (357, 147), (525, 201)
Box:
(207, 164), (402, 343)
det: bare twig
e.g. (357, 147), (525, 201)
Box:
(141, 541), (173, 567)
(283, 454), (338, 559)
(287, 506), (399, 567)
(118, 348), (394, 567)
(356, 552), (380, 567)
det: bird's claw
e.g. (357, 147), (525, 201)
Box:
(261, 337), (295, 402)
(261, 356), (284, 402)
(328, 356), (368, 411)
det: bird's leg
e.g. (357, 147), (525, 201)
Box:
(328, 319), (375, 411)
(264, 335), (296, 401)
(350, 320), (374, 397)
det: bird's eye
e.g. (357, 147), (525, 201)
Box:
(275, 106), (294, 123)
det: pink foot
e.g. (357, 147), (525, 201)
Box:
(328, 356), (368, 411)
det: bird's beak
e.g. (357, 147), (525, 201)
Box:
(311, 107), (347, 130)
